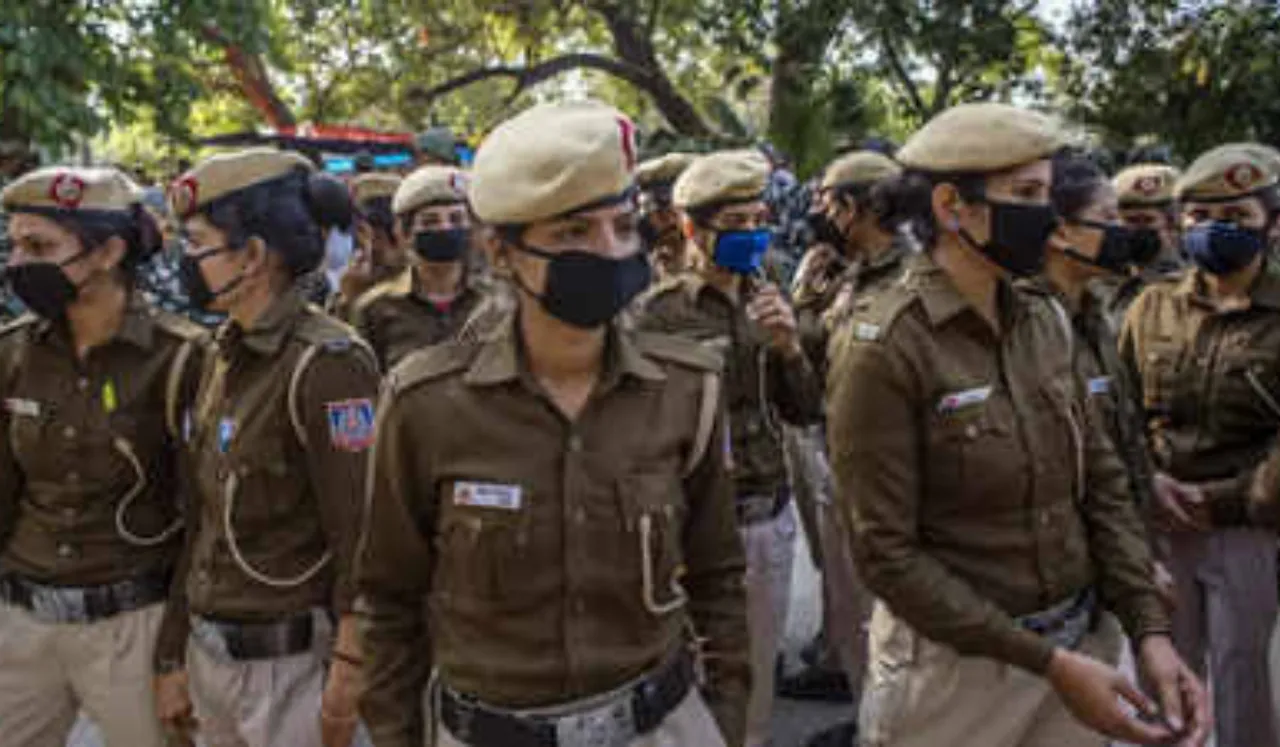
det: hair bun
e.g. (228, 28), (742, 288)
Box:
(129, 203), (164, 263)
(306, 172), (354, 232)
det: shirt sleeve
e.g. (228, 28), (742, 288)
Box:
(355, 385), (438, 747)
(298, 345), (381, 615)
(827, 335), (1057, 675)
(0, 341), (21, 552)
(680, 383), (750, 745)
(766, 347), (823, 426)
(154, 341), (208, 673)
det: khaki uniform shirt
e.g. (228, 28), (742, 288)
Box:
(356, 317), (749, 747)
(795, 238), (911, 380)
(636, 274), (824, 498)
(181, 290), (379, 621)
(1022, 277), (1156, 512)
(828, 254), (1168, 675)
(351, 268), (489, 369)
(0, 296), (204, 668)
(1121, 267), (1280, 526)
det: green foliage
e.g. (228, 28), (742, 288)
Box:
(0, 0), (271, 156)
(1061, 0), (1280, 160)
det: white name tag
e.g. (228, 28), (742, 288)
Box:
(453, 481), (524, 511)
(936, 386), (992, 414)
(1087, 376), (1112, 396)
(3, 398), (41, 418)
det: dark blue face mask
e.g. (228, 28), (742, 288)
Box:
(712, 229), (771, 275)
(1183, 221), (1267, 276)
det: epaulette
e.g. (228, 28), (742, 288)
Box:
(353, 268), (414, 315)
(841, 281), (918, 344)
(150, 308), (207, 342)
(0, 313), (38, 341)
(386, 340), (479, 395)
(633, 331), (723, 372)
(293, 310), (378, 370)
(636, 273), (695, 309)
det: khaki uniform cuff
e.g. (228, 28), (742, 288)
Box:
(999, 627), (1058, 676)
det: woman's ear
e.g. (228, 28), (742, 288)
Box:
(96, 235), (128, 274)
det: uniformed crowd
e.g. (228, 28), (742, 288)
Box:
(1, 96), (1280, 747)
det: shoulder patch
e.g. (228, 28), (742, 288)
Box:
(633, 331), (723, 372)
(387, 341), (479, 394)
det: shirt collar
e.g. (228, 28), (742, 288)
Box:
(33, 291), (157, 350)
(220, 289), (306, 356)
(463, 313), (666, 388)
(912, 253), (1020, 332)
(1174, 266), (1280, 311)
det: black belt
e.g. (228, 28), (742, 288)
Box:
(735, 486), (790, 526)
(0, 568), (170, 624)
(194, 611), (315, 661)
(440, 652), (695, 747)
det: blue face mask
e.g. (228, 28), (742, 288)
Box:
(712, 229), (771, 275)
(1183, 221), (1267, 276)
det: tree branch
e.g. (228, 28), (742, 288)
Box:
(879, 30), (928, 120)
(200, 23), (296, 128)
(407, 52), (656, 104)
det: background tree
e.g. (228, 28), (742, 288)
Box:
(1060, 0), (1280, 161)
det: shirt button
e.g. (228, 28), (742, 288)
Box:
(568, 435), (583, 452)
(572, 597), (586, 614)
(66, 472), (80, 484)
(964, 424), (979, 440)
(62, 507), (76, 521)
(1041, 511), (1053, 527)
(574, 507), (587, 525)
(62, 425), (77, 440)
(76, 378), (90, 392)
(56, 543), (75, 559)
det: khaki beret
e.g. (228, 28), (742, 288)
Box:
(169, 148), (314, 219)
(898, 102), (1064, 174)
(1177, 143), (1280, 202)
(1114, 164), (1181, 207)
(350, 174), (402, 207)
(821, 151), (902, 191)
(673, 149), (770, 211)
(3, 166), (141, 214)
(637, 153), (696, 189)
(470, 100), (637, 225)
(392, 166), (468, 216)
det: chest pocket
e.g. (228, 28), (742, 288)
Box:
(618, 470), (688, 617)
(433, 482), (532, 608)
(1216, 348), (1280, 423)
(927, 400), (1017, 509)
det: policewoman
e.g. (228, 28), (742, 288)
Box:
(636, 152), (697, 282)
(637, 150), (824, 747)
(333, 173), (406, 321)
(828, 103), (1208, 747)
(1120, 144), (1280, 747)
(0, 166), (202, 746)
(357, 101), (749, 747)
(351, 165), (489, 368)
(169, 148), (380, 747)
(1097, 164), (1183, 328)
(782, 149), (911, 713)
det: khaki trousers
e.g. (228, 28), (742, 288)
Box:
(858, 603), (1122, 747)
(740, 502), (796, 747)
(1165, 527), (1279, 747)
(817, 498), (872, 704)
(186, 611), (377, 747)
(0, 601), (166, 747)
(435, 690), (727, 747)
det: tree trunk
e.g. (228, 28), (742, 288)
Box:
(768, 5), (841, 175)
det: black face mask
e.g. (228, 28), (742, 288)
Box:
(638, 216), (660, 251)
(807, 211), (846, 248)
(1060, 220), (1136, 274)
(6, 251), (91, 319)
(1128, 227), (1164, 267)
(510, 241), (652, 329)
(958, 198), (1059, 278)
(414, 228), (470, 263)
(179, 245), (244, 311)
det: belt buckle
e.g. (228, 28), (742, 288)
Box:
(555, 697), (635, 747)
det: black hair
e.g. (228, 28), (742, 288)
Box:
(50, 204), (163, 278)
(895, 170), (987, 249)
(358, 196), (396, 242)
(829, 175), (922, 235)
(1050, 152), (1109, 222)
(199, 169), (351, 279)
